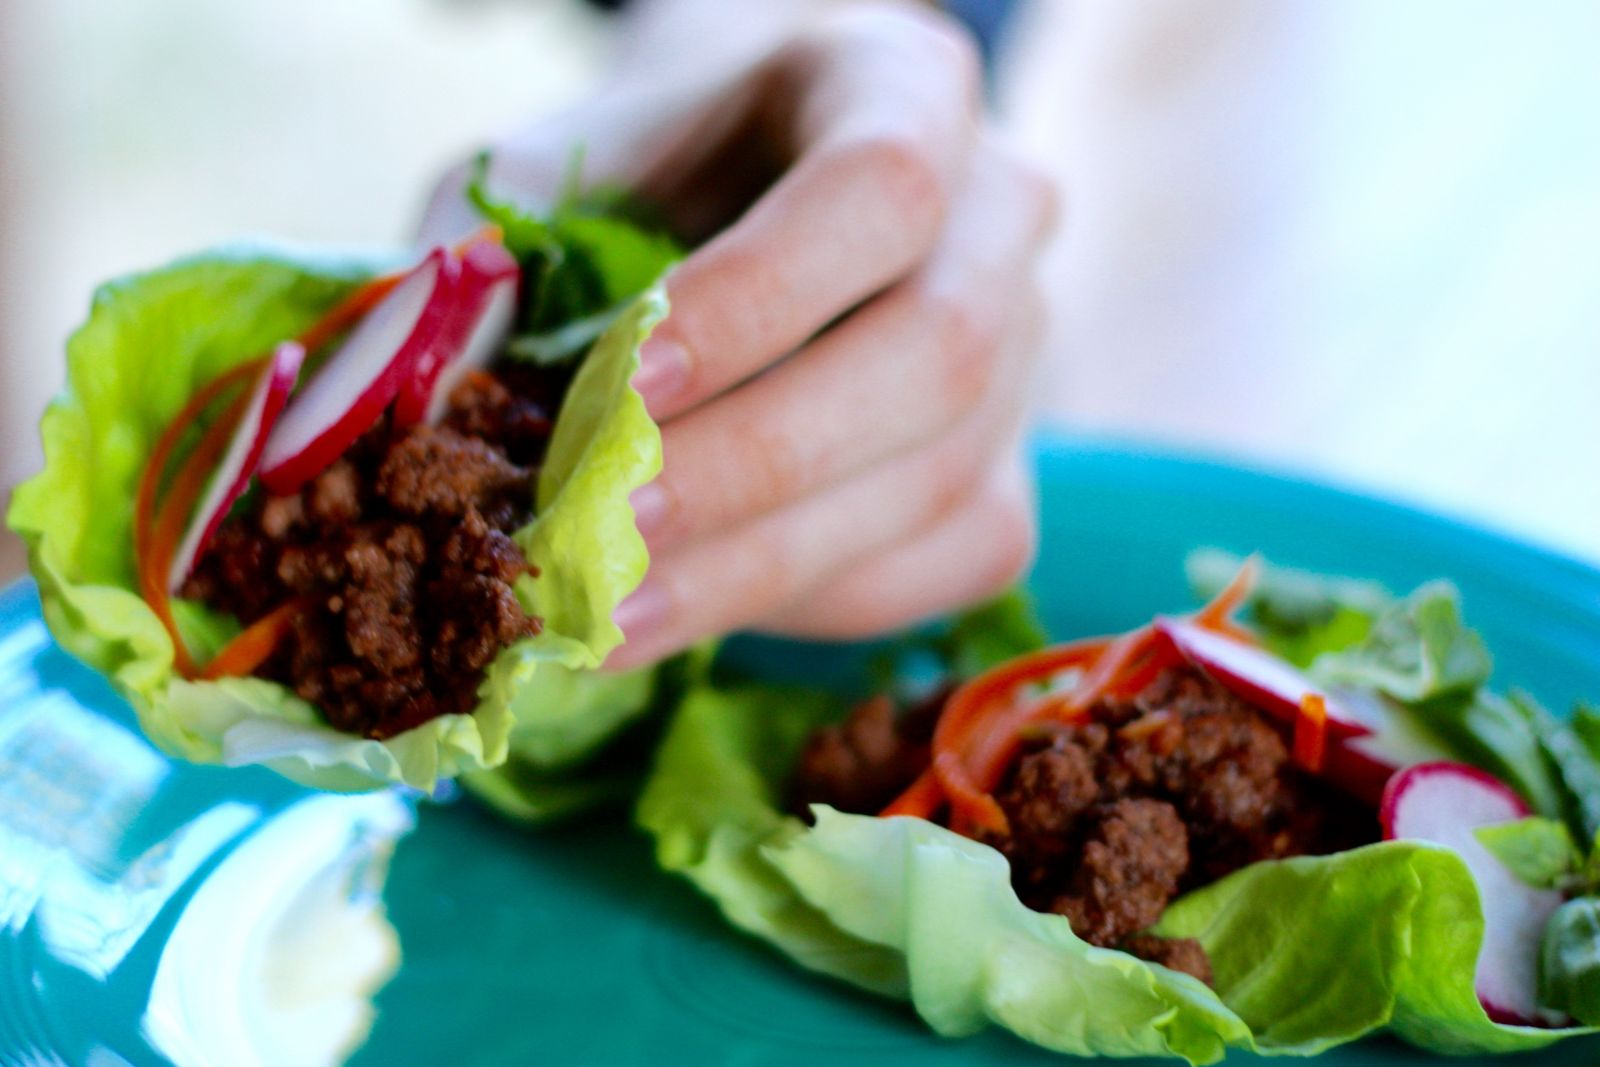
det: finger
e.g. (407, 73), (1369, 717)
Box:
(606, 383), (1019, 671)
(634, 8), (984, 420)
(754, 452), (1038, 640)
(634, 141), (1057, 553)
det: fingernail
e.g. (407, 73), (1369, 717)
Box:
(632, 336), (688, 416)
(629, 481), (671, 544)
(612, 579), (670, 643)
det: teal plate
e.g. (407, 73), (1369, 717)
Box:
(2, 434), (1597, 1065)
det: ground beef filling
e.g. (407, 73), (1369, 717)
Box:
(182, 371), (554, 739)
(790, 666), (1376, 984)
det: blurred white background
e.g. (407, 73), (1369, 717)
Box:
(3, 0), (1597, 580)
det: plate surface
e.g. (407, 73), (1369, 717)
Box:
(2, 434), (1597, 1065)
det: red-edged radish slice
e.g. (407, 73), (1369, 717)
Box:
(166, 341), (305, 592)
(1156, 616), (1369, 740)
(393, 236), (520, 428)
(259, 250), (451, 493)
(1322, 687), (1453, 805)
(1382, 761), (1568, 1027)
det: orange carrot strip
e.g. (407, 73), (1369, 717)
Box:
(141, 390), (253, 677)
(1294, 692), (1328, 772)
(1194, 556), (1262, 630)
(454, 223), (503, 252)
(1059, 624), (1160, 717)
(134, 359), (266, 571)
(881, 639), (1112, 826)
(200, 601), (301, 680)
(879, 765), (946, 820)
(904, 637), (1116, 836)
(1106, 633), (1187, 700)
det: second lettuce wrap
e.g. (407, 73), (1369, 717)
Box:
(637, 582), (1596, 1061)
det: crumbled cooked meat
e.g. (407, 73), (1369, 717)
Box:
(1122, 933), (1213, 984)
(430, 509), (537, 677)
(377, 426), (531, 519)
(998, 729), (1104, 900)
(1050, 797), (1189, 946)
(444, 370), (554, 465)
(987, 666), (1376, 978)
(308, 458), (364, 526)
(789, 686), (949, 817)
(786, 662), (1379, 985)
(342, 523), (426, 675)
(182, 368), (555, 739)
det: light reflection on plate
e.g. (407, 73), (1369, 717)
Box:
(0, 598), (414, 1067)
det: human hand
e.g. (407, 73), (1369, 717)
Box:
(421, 3), (1059, 668)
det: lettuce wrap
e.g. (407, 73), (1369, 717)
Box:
(8, 183), (678, 793)
(637, 576), (1600, 1061)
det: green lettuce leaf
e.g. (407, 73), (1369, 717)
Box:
(638, 680), (1253, 1064)
(7, 243), (669, 793)
(464, 642), (719, 824)
(1158, 844), (1592, 1055)
(513, 285), (666, 669)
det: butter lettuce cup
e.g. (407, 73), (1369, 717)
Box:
(9, 173), (680, 793)
(639, 565), (1600, 1061)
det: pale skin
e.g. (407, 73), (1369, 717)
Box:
(421, 0), (1058, 669)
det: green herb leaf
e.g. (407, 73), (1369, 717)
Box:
(1540, 897), (1600, 1025)
(1186, 549), (1390, 667)
(1407, 690), (1568, 818)
(1312, 582), (1491, 702)
(1474, 817), (1581, 890)
(1514, 691), (1600, 843)
(467, 152), (681, 366)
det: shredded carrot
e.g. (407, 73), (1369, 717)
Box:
(1294, 692), (1328, 772)
(881, 560), (1292, 839)
(879, 765), (946, 820)
(139, 389), (253, 677)
(880, 637), (1114, 834)
(132, 269), (413, 677)
(1194, 555), (1261, 631)
(134, 359), (266, 571)
(200, 601), (301, 680)
(454, 223), (504, 252)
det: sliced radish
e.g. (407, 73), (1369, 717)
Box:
(167, 341), (304, 591)
(1382, 761), (1568, 1027)
(259, 250), (451, 494)
(393, 236), (520, 428)
(1156, 617), (1368, 740)
(1322, 687), (1453, 805)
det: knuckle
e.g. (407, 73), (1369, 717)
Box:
(917, 287), (1001, 417)
(922, 454), (983, 531)
(745, 420), (813, 511)
(836, 132), (949, 239)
